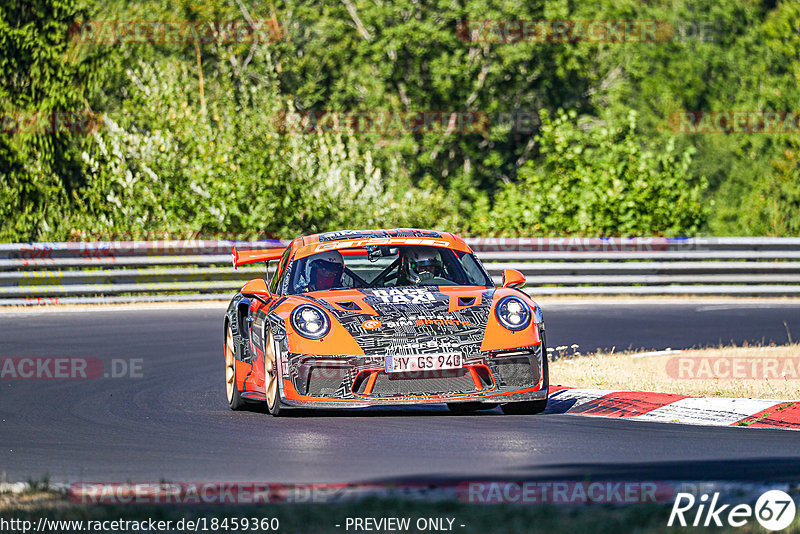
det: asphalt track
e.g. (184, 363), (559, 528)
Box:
(1, 301), (799, 484)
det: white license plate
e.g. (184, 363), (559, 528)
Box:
(385, 353), (463, 373)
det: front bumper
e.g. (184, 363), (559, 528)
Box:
(278, 345), (546, 408)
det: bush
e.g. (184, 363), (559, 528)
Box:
(711, 147), (800, 236)
(70, 52), (457, 239)
(476, 110), (708, 236)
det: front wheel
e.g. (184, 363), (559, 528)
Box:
(264, 329), (284, 417)
(225, 323), (246, 410)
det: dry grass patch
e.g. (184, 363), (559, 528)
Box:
(551, 344), (800, 400)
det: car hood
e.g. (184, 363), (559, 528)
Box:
(308, 286), (495, 357)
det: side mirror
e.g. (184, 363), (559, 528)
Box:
(501, 268), (526, 289)
(241, 278), (270, 303)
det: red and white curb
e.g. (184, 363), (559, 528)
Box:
(548, 387), (800, 430)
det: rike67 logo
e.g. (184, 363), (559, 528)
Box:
(668, 490), (796, 531)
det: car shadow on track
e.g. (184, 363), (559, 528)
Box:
(235, 399), (574, 418)
(237, 402), (512, 417)
(367, 457), (800, 485)
(509, 457), (800, 483)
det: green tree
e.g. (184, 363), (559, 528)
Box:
(3, 0), (799, 241)
(0, 0), (103, 240)
(477, 110), (707, 236)
(706, 0), (800, 235)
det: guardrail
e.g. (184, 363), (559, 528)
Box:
(2, 237), (800, 305)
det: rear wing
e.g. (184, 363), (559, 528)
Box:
(231, 246), (285, 269)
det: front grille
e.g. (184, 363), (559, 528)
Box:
(304, 367), (345, 396)
(492, 354), (540, 387)
(292, 362), (352, 397)
(367, 369), (477, 397)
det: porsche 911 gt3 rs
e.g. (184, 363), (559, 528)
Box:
(224, 229), (548, 416)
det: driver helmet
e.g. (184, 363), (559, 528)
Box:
(402, 246), (443, 284)
(306, 250), (344, 291)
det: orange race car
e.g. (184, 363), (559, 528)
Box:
(224, 229), (548, 416)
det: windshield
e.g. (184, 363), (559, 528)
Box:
(287, 245), (493, 294)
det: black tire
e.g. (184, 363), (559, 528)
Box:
(225, 322), (246, 410)
(447, 402), (496, 414)
(264, 328), (284, 417)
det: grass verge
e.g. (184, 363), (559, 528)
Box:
(551, 343), (800, 399)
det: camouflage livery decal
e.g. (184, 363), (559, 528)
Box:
(311, 287), (491, 358)
(278, 287), (543, 400)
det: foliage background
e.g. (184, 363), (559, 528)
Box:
(1, 0), (798, 240)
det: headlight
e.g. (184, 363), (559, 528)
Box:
(495, 296), (531, 331)
(291, 305), (331, 339)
